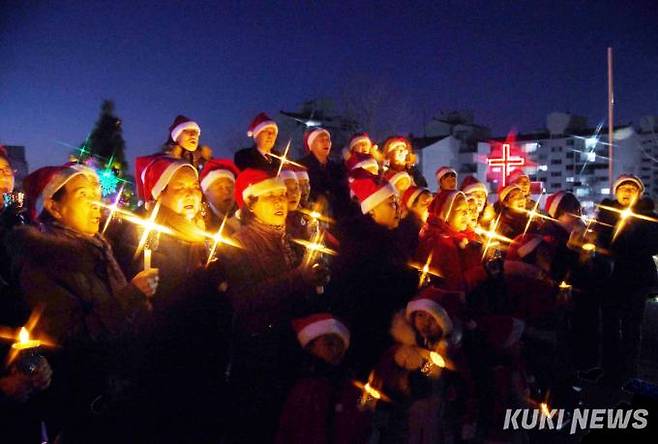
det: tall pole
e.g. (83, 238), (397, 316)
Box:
(608, 47), (614, 189)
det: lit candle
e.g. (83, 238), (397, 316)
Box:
(144, 247), (152, 272)
(12, 327), (41, 351)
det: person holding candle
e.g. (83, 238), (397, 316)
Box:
(396, 185), (432, 258)
(381, 135), (427, 188)
(276, 313), (372, 444)
(221, 168), (330, 443)
(199, 158), (241, 234)
(595, 174), (658, 385)
(460, 175), (495, 228)
(234, 112), (282, 172)
(372, 287), (477, 443)
(7, 164), (158, 442)
(494, 182), (543, 241)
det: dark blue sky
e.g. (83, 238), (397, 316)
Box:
(2, 0), (657, 170)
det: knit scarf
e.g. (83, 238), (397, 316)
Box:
(247, 219), (298, 268)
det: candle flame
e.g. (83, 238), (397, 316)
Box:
(597, 203), (658, 242)
(429, 351), (446, 368)
(18, 327), (29, 343)
(582, 242), (596, 252)
(540, 402), (551, 418)
(363, 382), (381, 399)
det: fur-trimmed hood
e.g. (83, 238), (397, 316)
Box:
(390, 310), (460, 349)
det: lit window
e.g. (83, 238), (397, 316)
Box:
(524, 143), (538, 153)
(585, 137), (598, 149)
(566, 177), (575, 183)
(600, 187), (610, 194)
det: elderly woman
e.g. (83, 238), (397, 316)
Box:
(221, 168), (328, 443)
(9, 164), (156, 442)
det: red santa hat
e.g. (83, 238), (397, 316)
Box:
(350, 171), (397, 214)
(292, 313), (350, 349)
(135, 155), (198, 202)
(382, 136), (411, 156)
(279, 167), (298, 182)
(460, 175), (488, 195)
(384, 169), (412, 191)
(544, 191), (568, 219)
(406, 287), (465, 336)
(246, 112), (278, 138)
(303, 128), (331, 151)
(428, 190), (466, 222)
(23, 164), (99, 219)
(508, 169), (529, 184)
(497, 183), (522, 203)
(345, 152), (379, 174)
(348, 132), (373, 151)
(169, 115), (201, 144)
(402, 186), (429, 209)
(507, 234), (545, 261)
(234, 168), (286, 209)
(435, 166), (457, 184)
(199, 159), (240, 193)
(612, 173), (645, 195)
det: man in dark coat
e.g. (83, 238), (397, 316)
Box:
(330, 172), (417, 378)
(595, 174), (658, 385)
(297, 128), (350, 216)
(234, 112), (282, 172)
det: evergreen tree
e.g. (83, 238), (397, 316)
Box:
(89, 100), (128, 172)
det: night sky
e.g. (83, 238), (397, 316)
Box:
(2, 0), (657, 170)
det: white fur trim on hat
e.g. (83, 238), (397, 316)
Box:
(249, 121), (278, 138)
(546, 191), (566, 218)
(39, 167), (98, 216)
(297, 318), (350, 348)
(279, 169), (298, 182)
(295, 170), (309, 181)
(307, 128), (330, 149)
(406, 299), (453, 335)
(498, 183), (522, 203)
(242, 177), (286, 204)
(405, 188), (425, 209)
(462, 182), (488, 195)
(436, 167), (457, 182)
(352, 158), (379, 173)
(170, 121), (201, 143)
(200, 169), (236, 193)
(349, 135), (370, 150)
(612, 175), (645, 195)
(388, 171), (412, 187)
(360, 182), (396, 214)
(151, 162), (198, 201)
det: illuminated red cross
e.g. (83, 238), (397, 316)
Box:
(487, 143), (525, 186)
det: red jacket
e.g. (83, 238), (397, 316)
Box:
(276, 369), (372, 444)
(416, 218), (487, 292)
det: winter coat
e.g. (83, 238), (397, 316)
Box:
(397, 213), (424, 260)
(298, 153), (351, 217)
(330, 211), (418, 378)
(495, 205), (543, 241)
(234, 146), (281, 172)
(416, 217), (487, 293)
(276, 357), (372, 444)
(372, 311), (477, 444)
(221, 218), (317, 442)
(109, 204), (208, 312)
(7, 223), (150, 442)
(596, 197), (658, 293)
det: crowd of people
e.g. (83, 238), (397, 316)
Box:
(0, 111), (657, 443)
